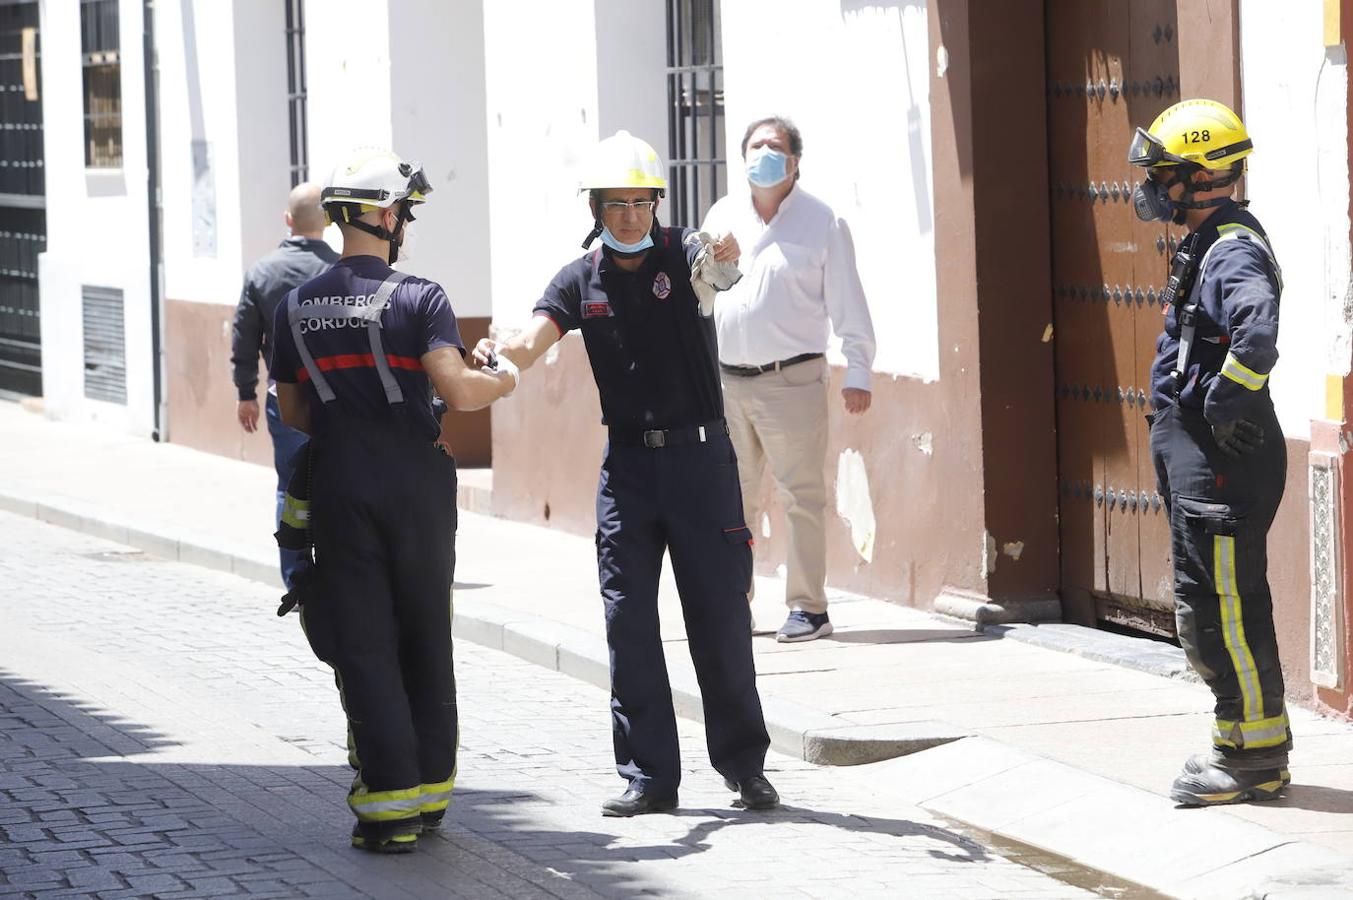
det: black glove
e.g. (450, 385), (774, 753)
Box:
(1212, 419), (1265, 458)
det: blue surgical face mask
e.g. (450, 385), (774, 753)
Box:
(746, 147), (789, 188)
(600, 225), (654, 255)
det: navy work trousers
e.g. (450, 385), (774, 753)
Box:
(301, 411), (459, 830)
(596, 429), (770, 795)
(1150, 400), (1291, 770)
(266, 392), (308, 589)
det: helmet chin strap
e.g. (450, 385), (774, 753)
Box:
(344, 202), (412, 264)
(1173, 164), (1241, 215)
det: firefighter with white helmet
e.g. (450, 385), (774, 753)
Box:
(1130, 100), (1292, 807)
(472, 130), (780, 817)
(270, 147), (516, 852)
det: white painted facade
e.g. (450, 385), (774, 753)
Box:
(30, 0), (1348, 445)
(719, 0), (936, 382)
(1240, 0), (1351, 435)
(37, 0), (155, 433)
(479, 0), (938, 385)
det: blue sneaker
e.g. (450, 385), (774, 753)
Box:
(776, 610), (832, 643)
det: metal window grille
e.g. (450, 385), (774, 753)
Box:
(82, 284), (126, 404)
(665, 0), (724, 226)
(0, 0), (44, 196)
(81, 0), (121, 168)
(0, 209), (44, 397)
(285, 0), (308, 186)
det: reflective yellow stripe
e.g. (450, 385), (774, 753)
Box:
(280, 495), (310, 530)
(1215, 535), (1264, 726)
(1217, 223), (1265, 242)
(349, 784), (422, 822)
(419, 777), (455, 813)
(1213, 710), (1290, 749)
(1220, 352), (1269, 391)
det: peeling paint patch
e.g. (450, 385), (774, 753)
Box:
(982, 531), (997, 576)
(913, 432), (933, 456)
(835, 449), (876, 563)
(1002, 541), (1025, 561)
(761, 513), (772, 540)
(1041, 323), (1054, 343)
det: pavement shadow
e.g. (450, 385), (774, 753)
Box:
(825, 628), (997, 646)
(659, 802), (992, 864)
(1273, 783), (1353, 814)
(0, 665), (178, 757)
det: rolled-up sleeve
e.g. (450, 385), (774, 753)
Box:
(823, 216), (876, 391)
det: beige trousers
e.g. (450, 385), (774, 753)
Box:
(722, 356), (830, 615)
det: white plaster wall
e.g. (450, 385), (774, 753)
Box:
(594, 0), (669, 228)
(1240, 0), (1351, 435)
(155, 0), (272, 306)
(389, 0), (493, 318)
(37, 0), (155, 434)
(232, 0), (292, 275)
(482, 0), (600, 326)
(719, 0), (936, 382)
(304, 0), (393, 195)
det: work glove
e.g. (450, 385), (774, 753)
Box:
(684, 230), (742, 317)
(1211, 419), (1265, 458)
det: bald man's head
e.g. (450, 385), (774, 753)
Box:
(286, 182), (326, 237)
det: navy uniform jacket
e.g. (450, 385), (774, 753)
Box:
(231, 236), (339, 401)
(533, 226), (721, 431)
(269, 255), (463, 441)
(1149, 200), (1282, 424)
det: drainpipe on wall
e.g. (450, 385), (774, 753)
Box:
(143, 0), (165, 441)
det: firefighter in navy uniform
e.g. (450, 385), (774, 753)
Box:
(1129, 100), (1292, 807)
(473, 131), (779, 817)
(270, 149), (516, 852)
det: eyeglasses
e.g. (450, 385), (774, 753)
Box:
(600, 199), (657, 215)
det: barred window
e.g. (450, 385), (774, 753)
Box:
(665, 0), (724, 226)
(81, 0), (121, 169)
(285, 0), (308, 186)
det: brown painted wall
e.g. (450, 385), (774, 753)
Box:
(1271, 436), (1314, 707)
(166, 299), (274, 466)
(966, 1), (1060, 603)
(164, 299), (493, 467)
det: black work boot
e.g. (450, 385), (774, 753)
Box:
(350, 820), (420, 853)
(1170, 753), (1290, 807)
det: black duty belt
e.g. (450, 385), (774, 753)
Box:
(609, 419), (728, 449)
(719, 352), (824, 378)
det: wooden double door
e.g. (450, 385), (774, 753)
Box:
(1047, 0), (1237, 636)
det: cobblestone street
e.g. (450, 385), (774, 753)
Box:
(0, 510), (1108, 898)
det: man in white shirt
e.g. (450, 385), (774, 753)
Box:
(702, 116), (876, 643)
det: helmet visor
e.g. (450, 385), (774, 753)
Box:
(402, 163), (433, 201)
(1127, 128), (1166, 167)
(1127, 127), (1193, 168)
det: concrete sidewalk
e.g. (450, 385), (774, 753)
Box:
(4, 399), (1353, 898)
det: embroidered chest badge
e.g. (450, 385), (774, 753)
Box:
(582, 300), (613, 319)
(652, 271), (672, 300)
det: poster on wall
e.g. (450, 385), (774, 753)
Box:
(192, 139), (217, 258)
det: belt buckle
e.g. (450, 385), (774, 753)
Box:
(643, 430), (666, 449)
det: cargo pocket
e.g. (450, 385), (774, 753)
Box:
(723, 525), (754, 596)
(1173, 496), (1249, 687)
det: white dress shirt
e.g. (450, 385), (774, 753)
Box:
(702, 184), (876, 391)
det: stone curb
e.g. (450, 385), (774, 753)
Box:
(0, 488), (959, 767)
(983, 621), (1198, 683)
(862, 736), (1353, 899)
